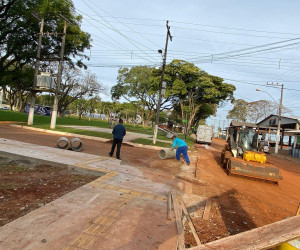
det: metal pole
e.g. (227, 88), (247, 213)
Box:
(153, 21), (172, 144)
(275, 84), (284, 154)
(28, 17), (44, 125)
(50, 20), (67, 129)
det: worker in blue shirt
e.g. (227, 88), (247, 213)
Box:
(171, 135), (190, 165)
(109, 119), (126, 160)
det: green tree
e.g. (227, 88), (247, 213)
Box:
(36, 94), (53, 107)
(193, 103), (217, 127)
(165, 59), (235, 134)
(111, 66), (160, 127)
(57, 67), (104, 116)
(227, 99), (248, 122)
(0, 0), (91, 76)
(1, 65), (34, 111)
(86, 96), (101, 120)
(117, 102), (137, 123)
(73, 98), (88, 120)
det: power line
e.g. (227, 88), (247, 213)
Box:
(84, 0), (162, 49)
(223, 78), (300, 92)
(75, 8), (157, 64)
(75, 14), (300, 37)
(171, 25), (294, 40)
(76, 3), (160, 63)
(191, 38), (300, 63)
(169, 20), (300, 37)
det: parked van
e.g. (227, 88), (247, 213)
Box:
(196, 125), (213, 144)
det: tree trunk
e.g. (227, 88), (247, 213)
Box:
(143, 111), (155, 128)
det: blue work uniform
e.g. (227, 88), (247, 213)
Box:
(172, 138), (190, 164)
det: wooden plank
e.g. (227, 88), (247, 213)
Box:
(296, 203), (300, 216)
(202, 199), (212, 220)
(167, 191), (172, 220)
(171, 189), (185, 250)
(189, 215), (300, 250)
(181, 199), (202, 246)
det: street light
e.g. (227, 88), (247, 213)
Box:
(256, 86), (284, 154)
(256, 89), (279, 106)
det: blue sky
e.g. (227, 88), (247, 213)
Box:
(72, 0), (300, 128)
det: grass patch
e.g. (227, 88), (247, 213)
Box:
(125, 124), (153, 135)
(132, 136), (194, 148)
(131, 138), (172, 148)
(0, 110), (154, 135)
(176, 135), (195, 148)
(55, 126), (112, 139)
(0, 110), (195, 146)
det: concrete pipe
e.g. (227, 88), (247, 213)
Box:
(158, 148), (177, 159)
(70, 138), (83, 152)
(56, 137), (69, 149)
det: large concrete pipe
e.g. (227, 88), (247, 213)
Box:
(56, 137), (69, 149)
(70, 138), (83, 152)
(158, 148), (177, 159)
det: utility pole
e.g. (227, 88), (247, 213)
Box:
(153, 20), (172, 144)
(274, 83), (284, 154)
(50, 20), (67, 129)
(28, 16), (44, 125)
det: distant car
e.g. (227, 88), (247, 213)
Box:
(0, 106), (9, 110)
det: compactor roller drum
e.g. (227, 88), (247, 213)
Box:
(228, 156), (282, 183)
(222, 121), (282, 184)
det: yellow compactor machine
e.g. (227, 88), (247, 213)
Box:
(221, 121), (282, 184)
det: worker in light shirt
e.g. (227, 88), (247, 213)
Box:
(170, 135), (190, 165)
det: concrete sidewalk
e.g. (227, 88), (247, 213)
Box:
(0, 138), (177, 249)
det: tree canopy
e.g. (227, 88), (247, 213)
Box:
(111, 60), (235, 131)
(0, 0), (91, 80)
(111, 66), (169, 127)
(228, 99), (292, 123)
(165, 59), (235, 133)
(227, 99), (248, 122)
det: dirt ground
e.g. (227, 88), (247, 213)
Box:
(0, 156), (98, 226)
(185, 139), (300, 246)
(0, 123), (299, 247)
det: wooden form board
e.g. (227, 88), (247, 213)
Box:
(181, 199), (202, 246)
(171, 189), (202, 248)
(202, 199), (212, 220)
(171, 189), (185, 250)
(167, 191), (172, 220)
(189, 215), (300, 250)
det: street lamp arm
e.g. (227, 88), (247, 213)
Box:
(256, 89), (279, 105)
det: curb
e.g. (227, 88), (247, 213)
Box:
(10, 124), (167, 151)
(10, 124), (111, 142)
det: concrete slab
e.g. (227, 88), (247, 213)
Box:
(0, 138), (177, 249)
